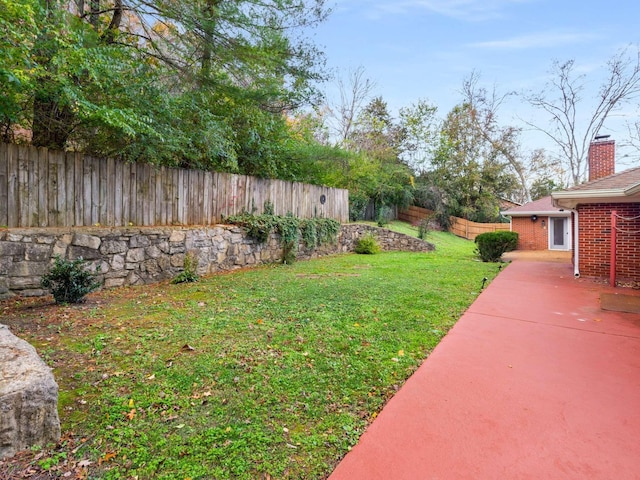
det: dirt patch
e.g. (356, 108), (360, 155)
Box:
(296, 273), (361, 278)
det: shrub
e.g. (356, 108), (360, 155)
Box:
(41, 256), (101, 304)
(474, 231), (518, 262)
(355, 233), (381, 254)
(172, 252), (199, 284)
(417, 216), (434, 240)
(227, 206), (341, 265)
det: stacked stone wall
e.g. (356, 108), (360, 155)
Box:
(0, 223), (434, 299)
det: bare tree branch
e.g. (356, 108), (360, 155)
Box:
(522, 46), (640, 185)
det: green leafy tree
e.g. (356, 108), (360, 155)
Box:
(1, 0), (329, 176)
(416, 102), (520, 224)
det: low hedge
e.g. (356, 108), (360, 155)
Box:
(474, 231), (518, 262)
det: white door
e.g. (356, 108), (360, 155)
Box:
(549, 217), (569, 250)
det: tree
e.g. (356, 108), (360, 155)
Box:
(523, 47), (640, 185)
(397, 99), (439, 173)
(461, 72), (529, 202)
(323, 66), (375, 146)
(416, 102), (520, 225)
(1, 0), (330, 176)
(526, 148), (567, 200)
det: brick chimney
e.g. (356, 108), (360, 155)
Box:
(588, 136), (615, 181)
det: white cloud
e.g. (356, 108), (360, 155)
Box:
(361, 0), (535, 21)
(468, 31), (600, 50)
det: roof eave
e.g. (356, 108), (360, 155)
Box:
(501, 210), (571, 217)
(551, 188), (640, 209)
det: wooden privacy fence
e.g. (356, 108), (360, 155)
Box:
(399, 205), (510, 241)
(397, 205), (433, 224)
(0, 143), (349, 228)
(448, 216), (510, 241)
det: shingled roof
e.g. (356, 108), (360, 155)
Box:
(552, 166), (640, 209)
(501, 196), (568, 216)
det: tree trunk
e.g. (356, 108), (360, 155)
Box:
(31, 86), (74, 150)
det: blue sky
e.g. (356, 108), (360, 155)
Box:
(311, 0), (640, 166)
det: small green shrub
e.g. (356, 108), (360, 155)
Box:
(172, 252), (199, 284)
(417, 217), (434, 240)
(263, 200), (275, 215)
(41, 256), (101, 304)
(376, 206), (393, 227)
(474, 231), (518, 262)
(355, 233), (381, 254)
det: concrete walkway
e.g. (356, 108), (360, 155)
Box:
(329, 259), (640, 480)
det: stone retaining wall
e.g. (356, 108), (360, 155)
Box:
(0, 224), (434, 299)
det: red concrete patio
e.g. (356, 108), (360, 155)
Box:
(329, 259), (640, 480)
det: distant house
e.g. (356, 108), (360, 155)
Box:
(552, 137), (640, 286)
(501, 196), (572, 251)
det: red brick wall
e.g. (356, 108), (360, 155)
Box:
(588, 140), (615, 181)
(512, 216), (550, 250)
(577, 203), (640, 283)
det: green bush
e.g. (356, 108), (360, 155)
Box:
(417, 216), (435, 240)
(172, 252), (199, 284)
(41, 256), (101, 304)
(227, 204), (341, 265)
(474, 231), (518, 262)
(355, 233), (381, 254)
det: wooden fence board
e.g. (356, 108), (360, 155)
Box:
(82, 156), (92, 226)
(6, 144), (18, 228)
(18, 145), (30, 227)
(27, 145), (39, 226)
(0, 143), (7, 226)
(0, 143), (349, 228)
(73, 152), (83, 226)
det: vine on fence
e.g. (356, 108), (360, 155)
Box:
(225, 203), (341, 264)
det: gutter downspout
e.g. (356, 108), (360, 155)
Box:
(571, 209), (580, 278)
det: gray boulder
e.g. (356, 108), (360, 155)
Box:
(0, 324), (61, 459)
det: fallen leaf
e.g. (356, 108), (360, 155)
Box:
(397, 350), (405, 357)
(147, 374), (156, 380)
(101, 451), (116, 463)
(128, 398), (135, 408)
(125, 409), (136, 420)
(182, 344), (195, 352)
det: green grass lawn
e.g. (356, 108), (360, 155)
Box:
(6, 228), (499, 479)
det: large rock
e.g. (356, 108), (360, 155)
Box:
(0, 324), (61, 459)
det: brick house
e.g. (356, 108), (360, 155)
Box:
(501, 196), (572, 251)
(552, 138), (640, 285)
